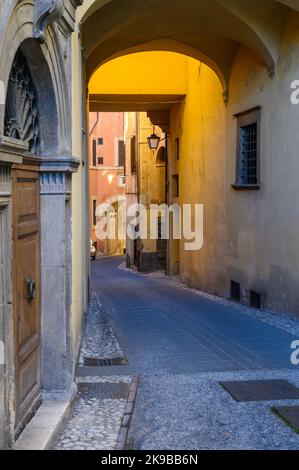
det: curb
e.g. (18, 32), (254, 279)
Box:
(115, 375), (139, 450)
(15, 396), (76, 450)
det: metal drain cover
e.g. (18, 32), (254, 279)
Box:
(220, 379), (299, 402)
(77, 381), (130, 399)
(83, 357), (128, 367)
(273, 406), (299, 433)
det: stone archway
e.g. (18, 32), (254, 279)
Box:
(1, 36), (72, 444)
(79, 0), (293, 96)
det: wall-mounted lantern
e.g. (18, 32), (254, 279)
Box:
(147, 126), (161, 152)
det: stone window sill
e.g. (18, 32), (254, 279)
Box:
(231, 184), (261, 191)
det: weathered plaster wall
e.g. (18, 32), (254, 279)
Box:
(123, 112), (138, 268)
(89, 112), (125, 256)
(124, 111), (166, 272)
(169, 58), (227, 295)
(170, 11), (299, 317)
(138, 112), (166, 272)
(224, 11), (299, 315)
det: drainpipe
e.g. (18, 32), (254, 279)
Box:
(89, 112), (99, 136)
(136, 111), (140, 201)
(165, 132), (169, 275)
(136, 111), (141, 270)
(165, 132), (169, 207)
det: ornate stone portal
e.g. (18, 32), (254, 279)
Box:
(33, 0), (65, 43)
(0, 0), (83, 449)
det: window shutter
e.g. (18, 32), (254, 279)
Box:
(131, 136), (136, 174)
(118, 139), (125, 167)
(92, 139), (97, 166)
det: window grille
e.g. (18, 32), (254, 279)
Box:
(4, 50), (40, 154)
(233, 107), (261, 189)
(239, 123), (257, 185)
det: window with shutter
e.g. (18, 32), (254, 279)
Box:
(131, 136), (136, 174)
(92, 139), (97, 167)
(233, 107), (261, 190)
(118, 139), (125, 167)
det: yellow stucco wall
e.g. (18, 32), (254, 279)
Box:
(138, 112), (166, 254)
(169, 11), (299, 316)
(89, 52), (188, 96)
(124, 111), (166, 265)
(169, 58), (226, 288)
(123, 112), (138, 265)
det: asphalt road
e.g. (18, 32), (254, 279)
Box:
(91, 257), (298, 375)
(90, 257), (299, 450)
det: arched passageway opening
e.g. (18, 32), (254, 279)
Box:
(80, 0), (292, 97)
(86, 49), (225, 274)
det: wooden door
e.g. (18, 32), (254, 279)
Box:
(12, 163), (41, 436)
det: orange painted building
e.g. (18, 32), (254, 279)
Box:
(89, 112), (125, 256)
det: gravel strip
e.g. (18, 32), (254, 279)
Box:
(129, 369), (299, 450)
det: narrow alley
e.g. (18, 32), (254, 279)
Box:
(2, 0), (299, 458)
(53, 257), (299, 451)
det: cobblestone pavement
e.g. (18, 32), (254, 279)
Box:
(76, 376), (132, 384)
(54, 396), (127, 450)
(79, 292), (125, 365)
(53, 293), (132, 451)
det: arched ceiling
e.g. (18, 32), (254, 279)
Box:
(278, 0), (299, 11)
(80, 0), (297, 92)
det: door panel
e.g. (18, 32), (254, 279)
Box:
(12, 164), (41, 435)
